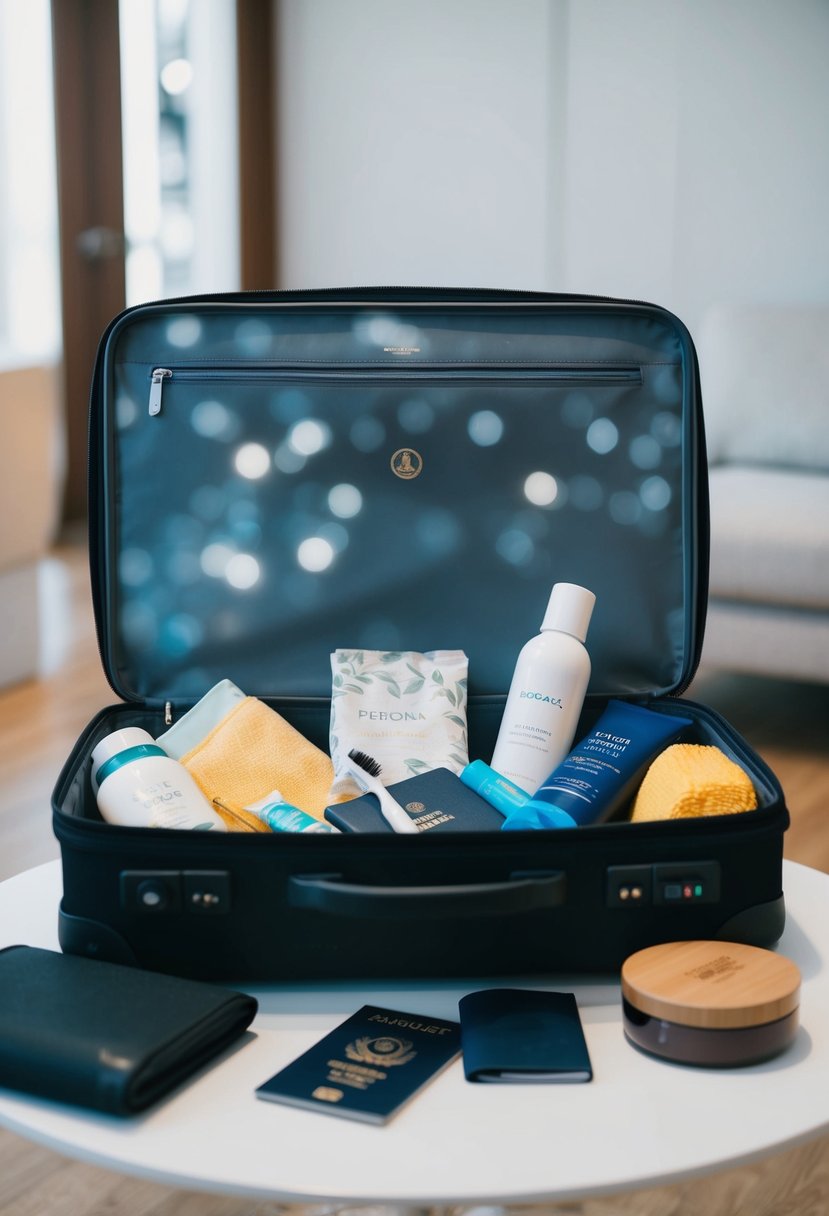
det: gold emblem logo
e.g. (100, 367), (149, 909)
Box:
(391, 448), (423, 479)
(312, 1086), (344, 1102)
(345, 1036), (417, 1067)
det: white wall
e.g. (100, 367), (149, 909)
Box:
(277, 0), (829, 334)
(277, 0), (559, 290)
(562, 0), (829, 331)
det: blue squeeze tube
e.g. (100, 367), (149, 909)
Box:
(506, 699), (693, 830)
(460, 760), (577, 828)
(245, 791), (339, 834)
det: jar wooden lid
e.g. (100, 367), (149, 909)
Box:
(621, 941), (801, 1030)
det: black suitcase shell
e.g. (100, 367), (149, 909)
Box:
(52, 287), (788, 980)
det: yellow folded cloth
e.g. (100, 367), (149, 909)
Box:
(181, 697), (336, 830)
(630, 744), (758, 823)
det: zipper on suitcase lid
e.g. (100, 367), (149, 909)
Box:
(146, 363), (643, 415)
(148, 368), (173, 416)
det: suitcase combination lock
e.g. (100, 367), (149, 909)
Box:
(120, 870), (231, 915)
(606, 861), (721, 909)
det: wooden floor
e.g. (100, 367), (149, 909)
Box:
(1, 543), (828, 1214)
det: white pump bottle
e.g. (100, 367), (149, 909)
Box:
(490, 582), (596, 795)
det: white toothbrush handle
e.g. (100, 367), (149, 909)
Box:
(373, 783), (419, 834)
(344, 761), (419, 834)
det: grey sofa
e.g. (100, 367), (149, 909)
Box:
(697, 304), (829, 683)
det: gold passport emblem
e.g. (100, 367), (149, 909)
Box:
(390, 448), (423, 479)
(345, 1036), (417, 1067)
(312, 1086), (344, 1102)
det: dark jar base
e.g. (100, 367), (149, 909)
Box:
(622, 997), (799, 1068)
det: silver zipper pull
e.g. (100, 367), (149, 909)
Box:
(164, 701), (173, 726)
(149, 368), (172, 416)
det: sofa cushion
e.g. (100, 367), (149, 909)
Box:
(703, 600), (829, 683)
(698, 303), (829, 471)
(708, 465), (829, 609)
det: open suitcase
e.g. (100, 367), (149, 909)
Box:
(52, 287), (788, 981)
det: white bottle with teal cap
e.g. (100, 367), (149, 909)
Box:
(91, 727), (227, 830)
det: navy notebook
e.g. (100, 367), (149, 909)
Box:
(256, 1005), (461, 1123)
(458, 988), (592, 1083)
(324, 767), (505, 833)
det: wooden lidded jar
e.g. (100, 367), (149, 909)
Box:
(621, 941), (801, 1067)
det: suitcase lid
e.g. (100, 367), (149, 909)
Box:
(88, 287), (707, 710)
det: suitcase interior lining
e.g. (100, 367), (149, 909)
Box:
(97, 303), (700, 707)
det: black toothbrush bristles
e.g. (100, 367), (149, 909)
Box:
(348, 748), (383, 779)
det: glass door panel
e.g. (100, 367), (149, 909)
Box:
(120, 0), (240, 306)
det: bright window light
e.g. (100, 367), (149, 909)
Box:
(160, 57), (193, 95)
(120, 0), (240, 305)
(0, 0), (61, 365)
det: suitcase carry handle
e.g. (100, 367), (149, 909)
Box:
(288, 871), (566, 918)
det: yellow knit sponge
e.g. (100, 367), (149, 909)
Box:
(630, 744), (757, 823)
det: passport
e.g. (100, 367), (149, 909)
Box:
(324, 767), (506, 833)
(256, 1005), (461, 1124)
(458, 988), (592, 1083)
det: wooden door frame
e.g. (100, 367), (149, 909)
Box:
(51, 0), (126, 524)
(237, 0), (279, 290)
(51, 0), (278, 524)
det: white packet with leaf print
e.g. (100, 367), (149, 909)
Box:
(329, 649), (469, 796)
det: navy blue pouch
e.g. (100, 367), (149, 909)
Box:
(459, 988), (592, 1083)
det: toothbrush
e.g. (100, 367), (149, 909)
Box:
(345, 749), (419, 834)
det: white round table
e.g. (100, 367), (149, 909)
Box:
(0, 858), (827, 1207)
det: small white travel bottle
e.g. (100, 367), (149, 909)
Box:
(91, 727), (227, 830)
(490, 582), (596, 794)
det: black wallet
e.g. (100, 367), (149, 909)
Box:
(0, 945), (258, 1114)
(458, 988), (593, 1083)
